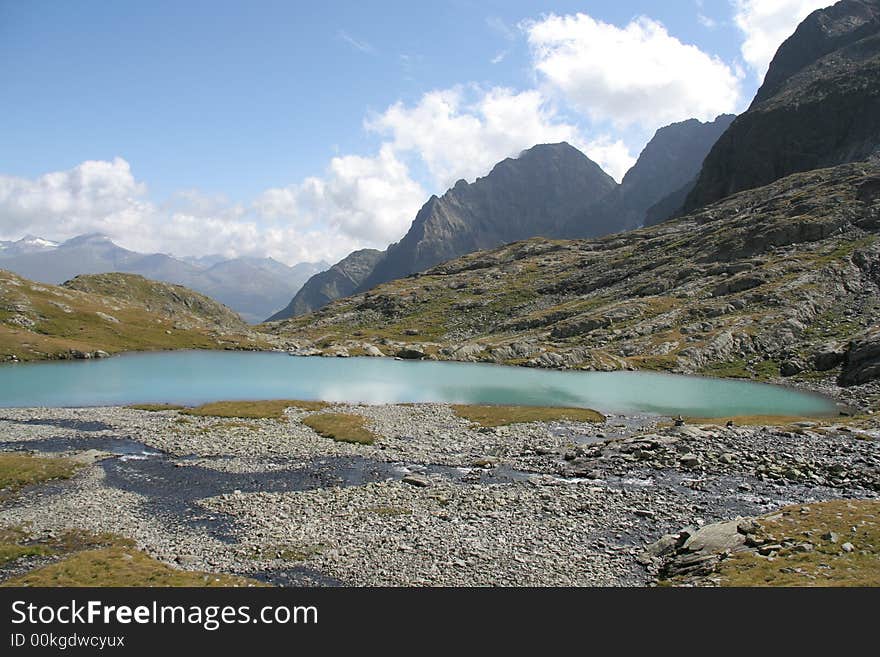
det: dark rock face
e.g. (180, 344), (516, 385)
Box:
(266, 249), (383, 321)
(685, 0), (880, 212)
(840, 325), (880, 385)
(581, 115), (736, 231)
(358, 143), (617, 292)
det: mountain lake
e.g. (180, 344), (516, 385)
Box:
(0, 350), (843, 417)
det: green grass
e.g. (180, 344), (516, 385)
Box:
(302, 413), (378, 445)
(181, 399), (329, 420)
(628, 354), (679, 372)
(0, 452), (82, 497)
(0, 270), (267, 362)
(0, 528), (264, 587)
(715, 500), (880, 587)
(452, 404), (605, 427)
(700, 358), (752, 379)
(0, 528), (52, 566)
(2, 547), (264, 587)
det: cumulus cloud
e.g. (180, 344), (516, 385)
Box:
(367, 86), (583, 189)
(255, 144), (426, 244)
(524, 13), (743, 128)
(733, 0), (831, 79)
(0, 157), (405, 265)
(582, 137), (637, 183)
(0, 158), (151, 239)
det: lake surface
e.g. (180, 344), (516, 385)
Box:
(0, 350), (841, 417)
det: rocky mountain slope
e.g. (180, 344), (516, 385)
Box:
(268, 161), (880, 403)
(358, 143), (617, 293)
(0, 270), (267, 362)
(278, 122), (734, 320)
(0, 233), (325, 323)
(685, 0), (880, 212)
(571, 115), (736, 232)
(268, 249), (384, 321)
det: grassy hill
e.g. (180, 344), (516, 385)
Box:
(0, 270), (270, 362)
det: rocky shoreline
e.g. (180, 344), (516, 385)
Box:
(0, 400), (877, 586)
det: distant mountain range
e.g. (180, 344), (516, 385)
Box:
(0, 233), (327, 323)
(272, 114), (736, 321)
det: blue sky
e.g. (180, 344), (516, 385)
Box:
(0, 1), (832, 263)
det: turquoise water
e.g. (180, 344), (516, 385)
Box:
(0, 351), (841, 416)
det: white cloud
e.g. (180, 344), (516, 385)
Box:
(733, 0), (831, 79)
(0, 158), (148, 238)
(0, 157), (413, 265)
(524, 13), (743, 128)
(255, 144), (427, 245)
(367, 86), (583, 189)
(337, 30), (375, 54)
(583, 137), (637, 183)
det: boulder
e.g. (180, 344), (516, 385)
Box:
(397, 347), (427, 360)
(362, 344), (385, 358)
(681, 519), (747, 554)
(813, 343), (845, 371)
(780, 359), (804, 377)
(839, 326), (880, 385)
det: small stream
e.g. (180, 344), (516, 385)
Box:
(0, 434), (529, 543)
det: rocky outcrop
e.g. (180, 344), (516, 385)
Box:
(266, 249), (383, 321)
(840, 325), (880, 385)
(575, 115), (736, 231)
(685, 0), (880, 212)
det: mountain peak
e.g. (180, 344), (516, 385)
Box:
(61, 233), (114, 247)
(685, 0), (880, 211)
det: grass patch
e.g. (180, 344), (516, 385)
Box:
(127, 403), (186, 412)
(182, 399), (329, 420)
(0, 528), (263, 587)
(700, 358), (751, 379)
(302, 413), (377, 445)
(628, 354), (679, 372)
(0, 528), (53, 566)
(716, 500), (880, 587)
(452, 404), (605, 427)
(1, 547), (263, 587)
(0, 453), (81, 497)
